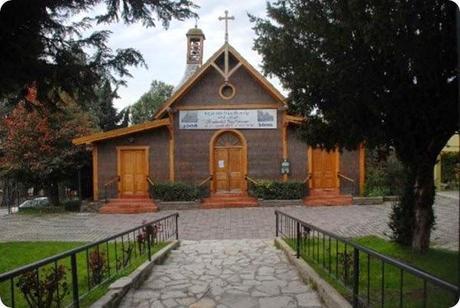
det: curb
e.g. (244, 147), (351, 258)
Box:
(275, 237), (351, 308)
(91, 240), (180, 308)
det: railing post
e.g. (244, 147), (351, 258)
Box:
(296, 221), (300, 258)
(147, 229), (152, 261)
(352, 247), (360, 307)
(175, 214), (179, 240)
(275, 211), (279, 237)
(70, 254), (80, 308)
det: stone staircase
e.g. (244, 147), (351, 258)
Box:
(99, 198), (158, 214)
(201, 194), (258, 209)
(303, 188), (352, 206)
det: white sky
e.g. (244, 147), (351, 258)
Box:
(91, 0), (285, 110)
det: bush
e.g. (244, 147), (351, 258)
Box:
(63, 200), (81, 212)
(152, 182), (204, 201)
(249, 180), (306, 200)
(365, 150), (405, 196)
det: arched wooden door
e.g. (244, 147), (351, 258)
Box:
(211, 130), (247, 194)
(309, 148), (339, 190)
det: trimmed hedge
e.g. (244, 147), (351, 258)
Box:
(152, 182), (206, 201)
(249, 180), (306, 200)
(63, 200), (81, 212)
(441, 152), (460, 186)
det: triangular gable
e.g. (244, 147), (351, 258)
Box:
(154, 43), (286, 119)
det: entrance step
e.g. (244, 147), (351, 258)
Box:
(201, 195), (258, 209)
(99, 198), (158, 214)
(303, 193), (352, 206)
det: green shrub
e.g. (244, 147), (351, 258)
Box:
(365, 150), (405, 196)
(249, 180), (306, 200)
(63, 200), (81, 212)
(152, 182), (204, 201)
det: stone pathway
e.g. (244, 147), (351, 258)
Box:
(119, 240), (323, 308)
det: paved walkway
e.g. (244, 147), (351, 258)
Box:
(0, 195), (457, 250)
(119, 240), (323, 308)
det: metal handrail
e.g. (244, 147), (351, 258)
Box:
(104, 176), (119, 202)
(245, 175), (258, 185)
(0, 213), (180, 308)
(337, 173), (355, 195)
(146, 176), (155, 199)
(337, 173), (354, 183)
(303, 174), (312, 184)
(198, 175), (213, 187)
(275, 210), (460, 307)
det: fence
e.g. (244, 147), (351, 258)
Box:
(0, 213), (179, 308)
(275, 210), (459, 307)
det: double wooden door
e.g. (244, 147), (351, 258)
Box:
(118, 148), (148, 197)
(311, 148), (338, 189)
(213, 131), (245, 193)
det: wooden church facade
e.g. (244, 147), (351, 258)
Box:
(73, 27), (365, 213)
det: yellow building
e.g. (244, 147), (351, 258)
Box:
(434, 133), (460, 189)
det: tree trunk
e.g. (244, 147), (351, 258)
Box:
(46, 180), (60, 206)
(411, 161), (436, 253)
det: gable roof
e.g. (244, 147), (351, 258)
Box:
(72, 118), (170, 145)
(153, 43), (287, 119)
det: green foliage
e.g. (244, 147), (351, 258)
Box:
(90, 80), (128, 131)
(249, 180), (306, 200)
(130, 80), (174, 124)
(440, 152), (460, 186)
(364, 149), (404, 197)
(152, 182), (204, 201)
(63, 200), (81, 212)
(0, 0), (196, 102)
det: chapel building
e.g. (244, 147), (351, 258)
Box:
(73, 25), (365, 213)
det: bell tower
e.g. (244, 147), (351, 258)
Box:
(186, 26), (205, 65)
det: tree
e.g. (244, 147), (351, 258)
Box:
(251, 0), (458, 252)
(91, 80), (128, 131)
(0, 86), (95, 205)
(0, 0), (196, 104)
(131, 80), (173, 124)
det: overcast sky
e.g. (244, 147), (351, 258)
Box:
(93, 0), (284, 110)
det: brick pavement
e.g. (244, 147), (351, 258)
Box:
(0, 195), (457, 250)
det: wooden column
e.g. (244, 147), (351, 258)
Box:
(92, 144), (99, 201)
(282, 113), (288, 182)
(168, 113), (175, 182)
(359, 144), (366, 195)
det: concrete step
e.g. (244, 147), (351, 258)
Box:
(100, 198), (158, 214)
(303, 194), (352, 206)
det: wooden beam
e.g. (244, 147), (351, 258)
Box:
(176, 104), (280, 111)
(73, 118), (170, 145)
(359, 144), (366, 195)
(307, 147), (312, 189)
(282, 113), (288, 182)
(211, 62), (226, 78)
(227, 62), (242, 79)
(168, 113), (175, 182)
(92, 144), (99, 201)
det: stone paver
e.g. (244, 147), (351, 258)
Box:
(0, 194), (457, 250)
(119, 239), (323, 308)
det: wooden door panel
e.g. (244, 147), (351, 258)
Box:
(228, 148), (242, 192)
(215, 149), (228, 192)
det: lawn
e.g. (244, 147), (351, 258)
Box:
(285, 235), (458, 308)
(0, 240), (167, 307)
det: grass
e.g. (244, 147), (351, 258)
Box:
(285, 235), (458, 307)
(0, 240), (167, 307)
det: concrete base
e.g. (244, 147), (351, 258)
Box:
(275, 237), (351, 308)
(91, 240), (180, 308)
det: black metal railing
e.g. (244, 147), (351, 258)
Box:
(0, 213), (179, 308)
(275, 210), (459, 307)
(103, 176), (119, 203)
(338, 173), (356, 196)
